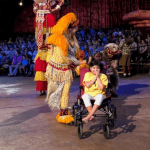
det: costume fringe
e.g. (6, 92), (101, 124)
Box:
(34, 71), (47, 81)
(46, 45), (53, 63)
(56, 111), (74, 124)
(45, 65), (73, 83)
(35, 50), (48, 61)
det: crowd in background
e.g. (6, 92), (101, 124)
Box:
(0, 35), (37, 76)
(77, 26), (150, 63)
(0, 26), (150, 76)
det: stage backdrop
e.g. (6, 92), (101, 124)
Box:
(14, 0), (150, 33)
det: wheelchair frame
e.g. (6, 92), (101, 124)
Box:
(72, 86), (117, 139)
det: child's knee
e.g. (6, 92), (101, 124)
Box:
(94, 94), (105, 106)
(82, 94), (92, 107)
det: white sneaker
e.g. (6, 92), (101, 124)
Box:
(128, 73), (131, 76)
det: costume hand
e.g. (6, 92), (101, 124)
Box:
(69, 63), (77, 69)
(123, 10), (150, 34)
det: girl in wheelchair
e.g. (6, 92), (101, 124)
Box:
(82, 60), (108, 123)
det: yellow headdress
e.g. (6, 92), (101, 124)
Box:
(47, 13), (77, 56)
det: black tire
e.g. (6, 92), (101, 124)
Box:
(109, 111), (115, 127)
(114, 107), (117, 119)
(78, 123), (83, 139)
(103, 124), (110, 139)
(74, 109), (78, 126)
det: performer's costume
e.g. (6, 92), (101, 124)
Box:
(102, 43), (121, 93)
(119, 39), (132, 77)
(45, 13), (82, 124)
(33, 0), (64, 93)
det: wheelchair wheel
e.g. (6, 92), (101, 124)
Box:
(73, 109), (78, 126)
(73, 102), (78, 126)
(111, 104), (117, 119)
(103, 124), (110, 139)
(78, 123), (83, 139)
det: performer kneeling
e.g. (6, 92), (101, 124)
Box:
(82, 60), (108, 123)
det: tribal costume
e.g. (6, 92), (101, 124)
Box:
(33, 0), (64, 93)
(45, 13), (80, 124)
(102, 43), (121, 93)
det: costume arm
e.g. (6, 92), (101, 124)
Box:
(51, 0), (64, 12)
(68, 54), (80, 66)
(33, 2), (39, 14)
(47, 0), (52, 12)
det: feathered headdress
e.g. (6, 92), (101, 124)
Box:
(47, 13), (78, 56)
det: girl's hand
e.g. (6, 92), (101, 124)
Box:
(96, 70), (100, 78)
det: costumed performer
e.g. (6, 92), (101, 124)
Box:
(33, 0), (64, 96)
(102, 43), (121, 97)
(119, 34), (132, 77)
(45, 13), (85, 124)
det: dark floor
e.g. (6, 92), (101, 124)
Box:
(0, 75), (150, 150)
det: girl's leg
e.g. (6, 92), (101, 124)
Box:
(82, 104), (99, 122)
(82, 94), (94, 121)
(82, 94), (105, 122)
(82, 94), (93, 114)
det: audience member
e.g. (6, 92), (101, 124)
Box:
(8, 50), (22, 77)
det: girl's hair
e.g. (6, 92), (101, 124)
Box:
(89, 59), (103, 71)
(94, 51), (102, 57)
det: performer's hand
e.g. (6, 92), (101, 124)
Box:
(123, 10), (150, 34)
(69, 63), (77, 69)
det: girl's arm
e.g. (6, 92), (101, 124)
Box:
(84, 77), (97, 88)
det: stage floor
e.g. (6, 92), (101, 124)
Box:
(0, 75), (150, 150)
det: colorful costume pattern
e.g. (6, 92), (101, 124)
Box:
(102, 43), (121, 91)
(45, 13), (84, 124)
(33, 0), (64, 92)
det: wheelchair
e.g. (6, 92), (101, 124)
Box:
(72, 68), (117, 139)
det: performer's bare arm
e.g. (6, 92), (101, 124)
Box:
(33, 2), (39, 14)
(51, 0), (64, 12)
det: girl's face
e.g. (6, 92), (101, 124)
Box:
(94, 53), (101, 61)
(90, 65), (100, 75)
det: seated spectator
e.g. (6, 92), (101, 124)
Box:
(88, 52), (102, 64)
(84, 44), (92, 61)
(27, 48), (38, 76)
(0, 54), (10, 75)
(131, 37), (138, 62)
(92, 36), (98, 46)
(8, 50), (22, 77)
(19, 55), (29, 75)
(139, 39), (148, 62)
(97, 42), (103, 52)
(80, 41), (85, 51)
(92, 44), (98, 56)
(88, 41), (93, 51)
(79, 26), (85, 38)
